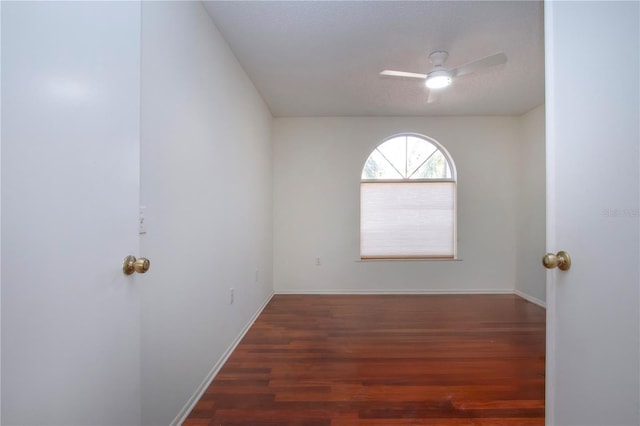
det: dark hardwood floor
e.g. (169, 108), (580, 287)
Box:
(184, 294), (545, 425)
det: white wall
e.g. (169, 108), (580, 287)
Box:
(273, 116), (521, 292)
(140, 2), (273, 425)
(516, 105), (546, 304)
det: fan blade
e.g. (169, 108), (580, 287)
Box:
(380, 70), (427, 79)
(450, 52), (507, 77)
(426, 89), (438, 104)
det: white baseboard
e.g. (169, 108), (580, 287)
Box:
(276, 289), (546, 308)
(513, 289), (547, 308)
(171, 292), (274, 426)
(274, 289), (514, 295)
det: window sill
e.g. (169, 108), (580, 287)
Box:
(356, 258), (463, 262)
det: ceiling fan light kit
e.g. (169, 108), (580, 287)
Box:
(425, 69), (452, 89)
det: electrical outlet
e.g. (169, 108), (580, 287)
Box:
(315, 257), (321, 266)
(230, 288), (234, 305)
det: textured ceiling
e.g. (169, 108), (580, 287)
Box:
(203, 1), (544, 117)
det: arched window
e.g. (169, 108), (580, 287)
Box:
(360, 133), (457, 259)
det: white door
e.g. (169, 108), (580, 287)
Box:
(2, 2), (142, 424)
(545, 2), (639, 425)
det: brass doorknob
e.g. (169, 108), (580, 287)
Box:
(123, 255), (151, 275)
(542, 251), (571, 271)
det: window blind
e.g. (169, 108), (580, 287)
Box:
(360, 181), (456, 259)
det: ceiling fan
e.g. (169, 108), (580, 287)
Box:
(381, 50), (508, 99)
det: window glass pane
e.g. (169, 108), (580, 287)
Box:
(406, 137), (437, 178)
(410, 150), (451, 179)
(361, 149), (403, 179)
(376, 137), (407, 177)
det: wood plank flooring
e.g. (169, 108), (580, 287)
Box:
(184, 294), (545, 425)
